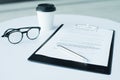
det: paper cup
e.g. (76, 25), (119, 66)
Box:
(36, 3), (56, 32)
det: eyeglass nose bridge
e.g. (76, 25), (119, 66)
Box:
(21, 31), (28, 34)
(21, 30), (30, 39)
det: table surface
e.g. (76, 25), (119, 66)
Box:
(0, 14), (120, 80)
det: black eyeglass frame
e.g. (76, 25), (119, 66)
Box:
(1, 27), (41, 44)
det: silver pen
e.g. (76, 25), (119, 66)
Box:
(57, 44), (89, 62)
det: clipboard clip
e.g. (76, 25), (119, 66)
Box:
(75, 24), (99, 31)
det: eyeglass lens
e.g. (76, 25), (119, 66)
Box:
(27, 28), (40, 40)
(8, 31), (23, 44)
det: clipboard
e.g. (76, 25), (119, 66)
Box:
(28, 24), (114, 75)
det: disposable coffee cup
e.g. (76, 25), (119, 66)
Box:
(36, 3), (56, 32)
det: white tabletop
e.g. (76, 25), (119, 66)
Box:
(0, 14), (120, 80)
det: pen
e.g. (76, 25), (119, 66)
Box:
(57, 44), (89, 62)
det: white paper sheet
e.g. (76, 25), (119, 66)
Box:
(36, 24), (113, 66)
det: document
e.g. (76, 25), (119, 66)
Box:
(35, 24), (114, 67)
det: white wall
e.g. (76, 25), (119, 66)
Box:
(0, 0), (120, 22)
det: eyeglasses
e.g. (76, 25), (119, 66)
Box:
(1, 27), (41, 44)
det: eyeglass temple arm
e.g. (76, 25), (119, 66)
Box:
(17, 27), (40, 29)
(1, 28), (14, 37)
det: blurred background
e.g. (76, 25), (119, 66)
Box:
(0, 0), (120, 23)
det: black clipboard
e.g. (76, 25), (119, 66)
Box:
(28, 24), (114, 75)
